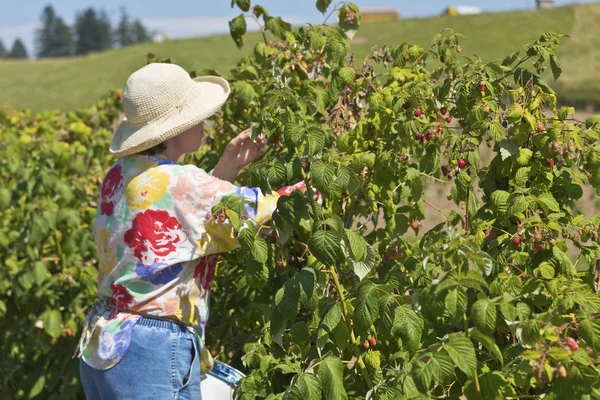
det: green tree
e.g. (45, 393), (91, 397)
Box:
(7, 38), (28, 59)
(0, 38), (6, 57)
(74, 8), (112, 55)
(132, 20), (150, 44)
(116, 7), (134, 47)
(35, 5), (73, 58)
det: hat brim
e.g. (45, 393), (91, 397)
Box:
(110, 76), (230, 157)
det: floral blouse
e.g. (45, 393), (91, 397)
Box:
(75, 154), (301, 371)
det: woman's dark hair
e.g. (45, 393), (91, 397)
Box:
(139, 142), (167, 156)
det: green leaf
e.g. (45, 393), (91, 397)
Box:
(579, 319), (600, 352)
(234, 81), (258, 107)
(514, 167), (531, 187)
(252, 237), (269, 263)
(321, 302), (343, 332)
(412, 359), (433, 394)
(539, 261), (555, 279)
(28, 375), (45, 399)
(306, 125), (326, 156)
(231, 0), (251, 11)
(489, 121), (506, 141)
(490, 190), (510, 214)
(344, 229), (367, 261)
(586, 115), (600, 130)
(229, 14), (247, 49)
(275, 281), (300, 321)
(42, 309), (62, 339)
(470, 329), (503, 365)
(316, 0), (332, 13)
(471, 297), (497, 334)
(507, 104), (523, 123)
(550, 55), (562, 81)
(338, 66), (355, 85)
(265, 16), (292, 40)
(296, 267), (317, 305)
(32, 261), (48, 286)
(537, 193), (560, 214)
(516, 148), (533, 166)
(353, 281), (382, 335)
(444, 334), (477, 377)
(308, 230), (341, 266)
(318, 356), (348, 400)
(392, 305), (423, 354)
(271, 306), (287, 347)
(286, 373), (321, 400)
(445, 288), (467, 320)
(498, 140), (520, 161)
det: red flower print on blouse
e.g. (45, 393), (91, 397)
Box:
(194, 255), (217, 290)
(124, 210), (187, 266)
(100, 165), (124, 216)
(110, 282), (134, 309)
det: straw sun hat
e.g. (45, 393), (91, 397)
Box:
(110, 63), (231, 157)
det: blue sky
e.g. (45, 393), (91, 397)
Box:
(1, 0), (597, 56)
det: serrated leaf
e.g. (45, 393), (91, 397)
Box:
(445, 288), (467, 320)
(491, 190), (510, 214)
(344, 229), (367, 261)
(470, 329), (503, 365)
(229, 14), (247, 48)
(271, 306), (287, 347)
(286, 373), (321, 400)
(318, 356), (347, 400)
(231, 0), (251, 11)
(392, 305), (423, 354)
(586, 115), (600, 130)
(444, 334), (477, 377)
(537, 192), (560, 214)
(539, 262), (555, 279)
(489, 121), (506, 141)
(498, 140), (520, 161)
(275, 281), (300, 321)
(514, 167), (531, 187)
(308, 230), (341, 266)
(306, 125), (326, 156)
(316, 0), (333, 13)
(412, 359), (433, 393)
(550, 55), (562, 81)
(265, 16), (292, 40)
(42, 309), (62, 339)
(516, 148), (533, 165)
(471, 297), (497, 334)
(354, 281), (382, 335)
(321, 302), (343, 332)
(252, 237), (269, 263)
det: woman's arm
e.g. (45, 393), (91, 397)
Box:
(211, 129), (267, 183)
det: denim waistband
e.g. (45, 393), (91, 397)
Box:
(136, 315), (189, 333)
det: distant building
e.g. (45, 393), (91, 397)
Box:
(444, 5), (482, 15)
(152, 33), (169, 44)
(537, 0), (555, 8)
(360, 8), (400, 22)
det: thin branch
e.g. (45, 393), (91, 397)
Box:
(246, 15), (268, 45)
(420, 172), (452, 184)
(423, 200), (449, 220)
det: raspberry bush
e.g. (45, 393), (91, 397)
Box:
(2, 1), (600, 398)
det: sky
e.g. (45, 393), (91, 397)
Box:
(0, 0), (597, 56)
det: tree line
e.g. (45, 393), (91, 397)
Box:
(0, 4), (152, 60)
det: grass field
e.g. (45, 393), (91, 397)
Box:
(1, 3), (599, 111)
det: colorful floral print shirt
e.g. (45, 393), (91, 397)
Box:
(76, 154), (300, 370)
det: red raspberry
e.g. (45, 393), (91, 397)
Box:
(566, 337), (579, 351)
(446, 116), (452, 123)
(368, 337), (377, 346)
(440, 107), (448, 115)
(512, 236), (522, 247)
(457, 159), (467, 169)
(547, 159), (555, 169)
(413, 109), (422, 117)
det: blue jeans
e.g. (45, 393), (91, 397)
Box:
(80, 316), (201, 399)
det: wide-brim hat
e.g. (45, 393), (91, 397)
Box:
(110, 63), (230, 157)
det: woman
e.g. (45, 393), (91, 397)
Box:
(75, 62), (302, 399)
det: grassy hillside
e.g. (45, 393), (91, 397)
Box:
(1, 3), (599, 111)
